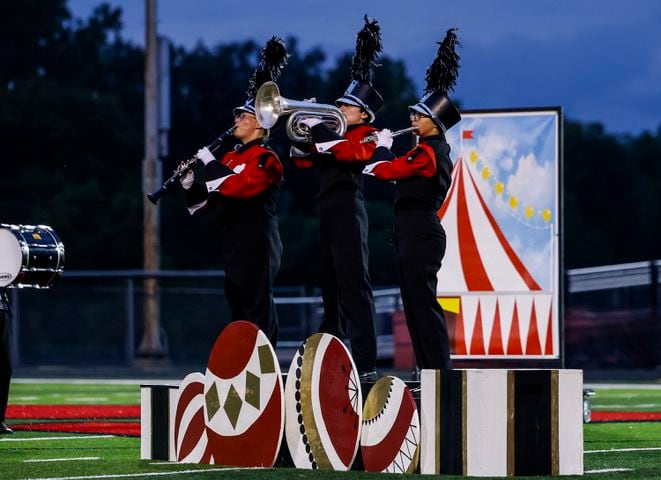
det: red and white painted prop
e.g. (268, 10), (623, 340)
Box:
(361, 376), (420, 473)
(156, 324), (585, 477)
(284, 333), (362, 470)
(173, 373), (208, 463)
(172, 321), (284, 467)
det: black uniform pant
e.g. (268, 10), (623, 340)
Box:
(395, 213), (451, 370)
(222, 221), (282, 346)
(0, 307), (12, 422)
(318, 185), (377, 373)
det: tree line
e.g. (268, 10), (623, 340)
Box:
(2, 1), (660, 287)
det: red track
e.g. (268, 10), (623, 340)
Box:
(591, 411), (661, 422)
(7, 405), (140, 419)
(5, 405), (661, 437)
(7, 405), (140, 436)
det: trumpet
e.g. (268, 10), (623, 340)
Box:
(256, 81), (347, 143)
(360, 126), (418, 144)
(147, 126), (236, 204)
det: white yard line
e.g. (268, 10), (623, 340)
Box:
(0, 435), (114, 442)
(23, 467), (261, 480)
(24, 457), (100, 463)
(584, 383), (661, 390)
(586, 468), (634, 473)
(586, 447), (661, 453)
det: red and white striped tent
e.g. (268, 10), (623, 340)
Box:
(437, 155), (556, 358)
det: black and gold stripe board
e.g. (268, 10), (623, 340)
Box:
(420, 369), (582, 477)
(140, 384), (179, 461)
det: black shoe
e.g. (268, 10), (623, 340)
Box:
(358, 371), (378, 383)
(0, 422), (13, 434)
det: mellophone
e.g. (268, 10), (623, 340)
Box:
(0, 224), (65, 288)
(255, 81), (418, 143)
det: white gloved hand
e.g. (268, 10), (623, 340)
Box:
(303, 97), (317, 103)
(195, 146), (216, 165)
(179, 169), (194, 190)
(299, 117), (323, 128)
(375, 129), (394, 149)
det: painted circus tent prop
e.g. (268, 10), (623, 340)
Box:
(441, 109), (561, 359)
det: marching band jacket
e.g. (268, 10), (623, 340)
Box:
(185, 138), (283, 221)
(364, 134), (453, 213)
(292, 123), (378, 196)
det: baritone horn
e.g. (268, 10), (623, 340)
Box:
(256, 81), (347, 143)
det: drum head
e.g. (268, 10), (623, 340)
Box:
(0, 228), (22, 287)
(284, 333), (362, 471)
(361, 376), (420, 473)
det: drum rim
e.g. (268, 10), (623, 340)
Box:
(0, 224), (65, 288)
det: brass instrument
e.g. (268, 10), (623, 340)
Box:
(147, 126), (236, 204)
(255, 81), (347, 143)
(360, 126), (418, 144)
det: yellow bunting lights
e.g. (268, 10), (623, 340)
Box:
(470, 150), (478, 163)
(542, 208), (552, 222)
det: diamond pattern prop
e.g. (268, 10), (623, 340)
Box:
(205, 381), (221, 421)
(245, 371), (260, 409)
(258, 344), (276, 374)
(223, 384), (243, 429)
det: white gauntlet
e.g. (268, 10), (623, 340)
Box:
(179, 170), (194, 190)
(195, 147), (216, 165)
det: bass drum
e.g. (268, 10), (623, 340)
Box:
(0, 224), (65, 288)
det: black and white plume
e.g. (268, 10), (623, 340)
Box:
(423, 28), (460, 96)
(247, 36), (289, 98)
(350, 15), (383, 84)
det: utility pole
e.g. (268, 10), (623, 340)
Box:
(139, 0), (164, 358)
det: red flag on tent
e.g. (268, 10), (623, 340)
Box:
(462, 130), (474, 139)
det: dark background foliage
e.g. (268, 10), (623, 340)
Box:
(2, 1), (660, 288)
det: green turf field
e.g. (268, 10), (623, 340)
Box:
(1, 382), (660, 479)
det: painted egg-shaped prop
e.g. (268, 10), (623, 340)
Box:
(284, 333), (362, 471)
(203, 320), (284, 467)
(173, 372), (210, 463)
(361, 376), (420, 473)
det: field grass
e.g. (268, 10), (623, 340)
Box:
(1, 381), (660, 479)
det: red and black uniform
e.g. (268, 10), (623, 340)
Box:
(365, 134), (453, 370)
(185, 138), (283, 345)
(292, 123), (378, 375)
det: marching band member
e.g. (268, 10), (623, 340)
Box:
(0, 288), (13, 434)
(290, 17), (383, 381)
(363, 28), (461, 370)
(180, 38), (288, 346)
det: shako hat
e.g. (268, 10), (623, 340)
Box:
(409, 28), (461, 132)
(335, 16), (384, 123)
(234, 36), (288, 119)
